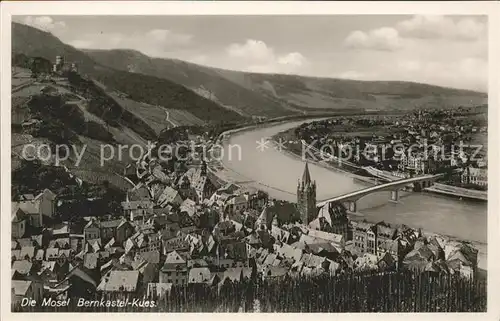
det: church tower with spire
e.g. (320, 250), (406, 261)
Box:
(297, 162), (317, 224)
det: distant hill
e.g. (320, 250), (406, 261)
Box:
(12, 22), (246, 125)
(85, 49), (487, 114)
(83, 48), (296, 118)
(216, 70), (487, 111)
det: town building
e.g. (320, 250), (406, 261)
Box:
(13, 189), (57, 228)
(461, 166), (487, 187)
(11, 280), (43, 306)
(102, 270), (140, 293)
(398, 153), (433, 175)
(12, 207), (27, 239)
(52, 55), (78, 75)
(159, 250), (188, 285)
(312, 202), (349, 240)
(179, 162), (217, 202)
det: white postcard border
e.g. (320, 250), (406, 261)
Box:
(1, 1), (499, 320)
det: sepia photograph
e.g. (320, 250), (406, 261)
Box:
(1, 1), (497, 316)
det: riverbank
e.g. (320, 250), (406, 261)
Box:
(426, 183), (487, 201)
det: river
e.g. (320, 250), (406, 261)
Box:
(220, 119), (487, 268)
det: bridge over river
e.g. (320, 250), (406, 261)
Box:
(317, 174), (444, 212)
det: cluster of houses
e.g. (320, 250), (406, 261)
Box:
(351, 221), (478, 278)
(11, 139), (480, 307)
(294, 110), (488, 188)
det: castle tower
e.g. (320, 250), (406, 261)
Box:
(297, 162), (317, 224)
(56, 56), (63, 66)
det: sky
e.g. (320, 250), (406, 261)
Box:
(14, 15), (488, 92)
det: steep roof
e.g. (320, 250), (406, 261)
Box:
(12, 280), (32, 296)
(135, 250), (160, 264)
(46, 248), (60, 260)
(40, 260), (56, 274)
(302, 162), (311, 185)
(127, 184), (151, 201)
(264, 266), (288, 278)
(159, 186), (181, 206)
(188, 267), (211, 283)
(63, 266), (98, 288)
(52, 224), (70, 235)
(163, 250), (186, 267)
(222, 267), (252, 282)
(17, 201), (39, 215)
(12, 260), (33, 275)
(35, 189), (56, 201)
(83, 253), (99, 269)
(256, 206), (272, 229)
(20, 246), (35, 259)
(35, 249), (44, 261)
(316, 206), (332, 226)
(376, 224), (396, 238)
(100, 219), (126, 229)
(11, 206), (26, 222)
(104, 270), (139, 292)
(354, 221), (374, 232)
(11, 250), (21, 260)
(277, 243), (303, 262)
(306, 242), (339, 255)
(379, 239), (402, 253)
(307, 229), (343, 244)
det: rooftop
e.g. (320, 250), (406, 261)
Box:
(104, 270), (140, 292)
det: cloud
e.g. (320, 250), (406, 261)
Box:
(277, 52), (307, 67)
(225, 39), (308, 74)
(69, 29), (193, 57)
(22, 16), (66, 32)
(227, 39), (275, 62)
(397, 15), (486, 41)
(344, 27), (402, 51)
(343, 15), (486, 52)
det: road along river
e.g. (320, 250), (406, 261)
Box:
(220, 119), (487, 269)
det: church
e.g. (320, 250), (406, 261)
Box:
(297, 162), (317, 225)
(297, 163), (349, 240)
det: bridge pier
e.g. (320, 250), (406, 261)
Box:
(347, 201), (357, 213)
(390, 189), (400, 202)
